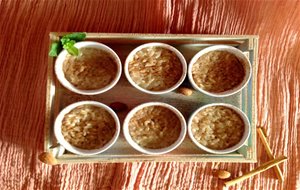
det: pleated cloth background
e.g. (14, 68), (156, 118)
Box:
(0, 0), (299, 189)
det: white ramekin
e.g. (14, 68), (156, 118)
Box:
(55, 41), (122, 95)
(124, 43), (187, 95)
(187, 103), (250, 154)
(123, 102), (187, 155)
(54, 101), (120, 155)
(188, 45), (252, 97)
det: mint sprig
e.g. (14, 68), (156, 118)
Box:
(63, 33), (87, 41)
(49, 32), (86, 57)
(48, 42), (61, 57)
(63, 40), (78, 56)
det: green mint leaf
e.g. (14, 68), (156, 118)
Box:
(60, 37), (71, 45)
(48, 42), (61, 57)
(63, 40), (79, 56)
(63, 32), (86, 41)
(50, 33), (86, 57)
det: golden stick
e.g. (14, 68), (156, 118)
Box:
(224, 156), (287, 187)
(257, 127), (284, 182)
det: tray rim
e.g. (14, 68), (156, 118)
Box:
(44, 33), (258, 163)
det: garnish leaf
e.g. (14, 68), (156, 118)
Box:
(63, 40), (79, 56)
(63, 32), (86, 41)
(48, 32), (86, 57)
(48, 42), (61, 57)
(60, 37), (71, 45)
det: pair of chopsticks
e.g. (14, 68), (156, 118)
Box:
(224, 127), (286, 188)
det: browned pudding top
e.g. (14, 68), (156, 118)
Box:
(61, 105), (116, 149)
(191, 106), (244, 150)
(128, 47), (183, 91)
(63, 47), (118, 90)
(192, 51), (245, 93)
(128, 106), (181, 149)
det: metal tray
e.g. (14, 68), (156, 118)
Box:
(45, 33), (258, 163)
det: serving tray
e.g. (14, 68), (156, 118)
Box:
(45, 33), (258, 164)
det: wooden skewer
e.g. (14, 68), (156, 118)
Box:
(257, 127), (284, 182)
(224, 156), (287, 187)
(38, 152), (58, 165)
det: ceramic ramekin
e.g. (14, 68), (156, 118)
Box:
(55, 41), (122, 95)
(54, 101), (120, 155)
(123, 102), (187, 155)
(188, 45), (252, 97)
(124, 42), (187, 95)
(187, 103), (250, 154)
